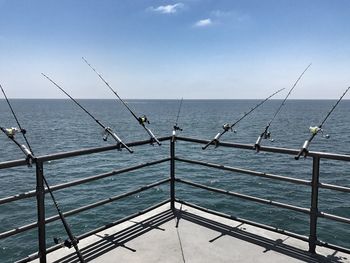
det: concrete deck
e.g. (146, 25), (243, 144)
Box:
(31, 202), (349, 263)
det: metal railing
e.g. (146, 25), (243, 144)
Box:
(0, 135), (349, 263)
(174, 136), (350, 255)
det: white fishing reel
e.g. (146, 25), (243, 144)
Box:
(4, 127), (25, 138)
(309, 126), (330, 139)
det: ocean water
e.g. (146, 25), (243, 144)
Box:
(0, 99), (349, 262)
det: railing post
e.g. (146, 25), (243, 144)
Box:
(36, 160), (47, 263)
(170, 136), (176, 210)
(309, 156), (320, 253)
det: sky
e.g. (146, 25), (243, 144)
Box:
(0, 0), (349, 99)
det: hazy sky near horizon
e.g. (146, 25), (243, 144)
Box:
(0, 0), (349, 99)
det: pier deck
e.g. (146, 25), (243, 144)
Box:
(30, 202), (349, 263)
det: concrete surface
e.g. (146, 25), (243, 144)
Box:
(30, 202), (349, 262)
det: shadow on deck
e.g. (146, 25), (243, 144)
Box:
(38, 203), (348, 263)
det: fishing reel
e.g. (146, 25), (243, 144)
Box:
(222, 123), (236, 133)
(173, 125), (183, 132)
(54, 236), (79, 248)
(138, 115), (150, 125)
(295, 127), (330, 160)
(263, 130), (271, 139)
(4, 127), (26, 139)
(309, 126), (330, 139)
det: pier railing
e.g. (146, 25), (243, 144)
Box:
(0, 135), (349, 262)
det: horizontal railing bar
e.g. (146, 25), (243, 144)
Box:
(176, 136), (350, 161)
(0, 222), (37, 241)
(0, 158), (170, 205)
(176, 178), (310, 214)
(316, 241), (350, 255)
(175, 157), (311, 186)
(16, 199), (171, 263)
(2, 135), (349, 170)
(37, 136), (171, 163)
(0, 178), (170, 239)
(319, 183), (350, 193)
(318, 211), (350, 225)
(175, 199), (310, 243)
(0, 159), (27, 169)
(0, 136), (171, 170)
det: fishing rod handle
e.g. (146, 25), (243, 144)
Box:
(109, 131), (134, 153)
(214, 132), (222, 141)
(145, 126), (161, 146)
(202, 132), (221, 150)
(152, 136), (162, 146)
(295, 140), (310, 160)
(202, 140), (213, 150)
(254, 136), (262, 152)
(20, 144), (32, 156)
(120, 142), (134, 153)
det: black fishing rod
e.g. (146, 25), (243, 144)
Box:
(0, 85), (33, 164)
(0, 126), (33, 163)
(295, 86), (350, 160)
(82, 57), (161, 146)
(0, 87), (32, 163)
(254, 63), (312, 152)
(172, 98), (183, 136)
(202, 88), (284, 150)
(41, 73), (133, 153)
(0, 84), (86, 262)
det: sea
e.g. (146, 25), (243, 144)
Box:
(0, 99), (349, 262)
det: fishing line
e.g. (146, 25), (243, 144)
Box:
(295, 86), (350, 160)
(202, 88), (284, 150)
(254, 63), (312, 152)
(82, 57), (161, 146)
(0, 84), (85, 262)
(41, 73), (133, 153)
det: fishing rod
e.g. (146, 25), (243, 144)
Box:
(0, 84), (86, 262)
(172, 98), (183, 136)
(82, 57), (161, 146)
(202, 88), (284, 150)
(0, 126), (33, 164)
(295, 86), (350, 160)
(41, 73), (133, 153)
(0, 85), (33, 165)
(254, 63), (312, 152)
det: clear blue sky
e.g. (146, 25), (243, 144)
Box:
(0, 0), (349, 99)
